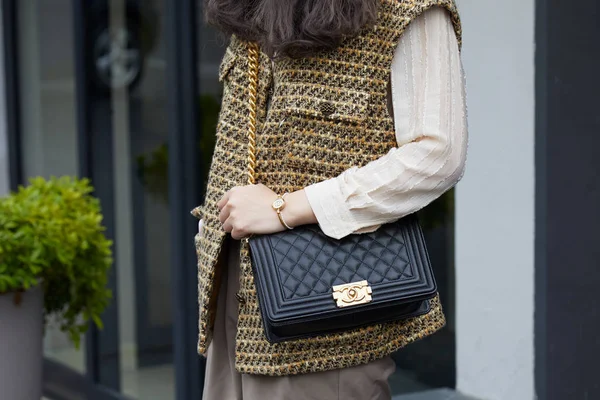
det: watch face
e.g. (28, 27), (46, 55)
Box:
(272, 198), (285, 209)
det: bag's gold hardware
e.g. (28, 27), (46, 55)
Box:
(332, 280), (372, 308)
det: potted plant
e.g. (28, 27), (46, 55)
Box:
(0, 177), (112, 400)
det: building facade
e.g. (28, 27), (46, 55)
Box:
(0, 1), (598, 400)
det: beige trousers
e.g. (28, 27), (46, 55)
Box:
(202, 237), (397, 400)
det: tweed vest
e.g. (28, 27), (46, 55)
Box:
(192, 0), (462, 376)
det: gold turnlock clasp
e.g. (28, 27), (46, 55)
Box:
(332, 280), (372, 308)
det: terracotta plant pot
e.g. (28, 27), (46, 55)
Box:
(0, 285), (44, 400)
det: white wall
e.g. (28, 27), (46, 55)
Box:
(0, 4), (9, 197)
(455, 1), (535, 399)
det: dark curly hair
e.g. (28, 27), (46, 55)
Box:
(204, 0), (379, 58)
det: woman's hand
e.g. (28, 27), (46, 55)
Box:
(217, 184), (318, 240)
(217, 184), (283, 239)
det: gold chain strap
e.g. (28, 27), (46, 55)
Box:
(246, 42), (260, 185)
(242, 42), (262, 244)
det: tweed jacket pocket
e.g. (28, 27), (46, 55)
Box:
(281, 86), (371, 125)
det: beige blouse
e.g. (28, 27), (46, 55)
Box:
(303, 7), (468, 239)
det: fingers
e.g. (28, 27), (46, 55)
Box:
(216, 191), (228, 210)
(217, 186), (238, 210)
(218, 187), (238, 223)
(231, 231), (245, 240)
(216, 185), (258, 240)
(218, 185), (247, 223)
(201, 213), (244, 240)
(230, 225), (248, 240)
(222, 214), (249, 240)
(222, 217), (231, 233)
(218, 204), (231, 225)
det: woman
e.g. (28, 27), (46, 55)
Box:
(194, 0), (467, 398)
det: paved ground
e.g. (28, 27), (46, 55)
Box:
(45, 389), (477, 400)
(394, 388), (479, 400)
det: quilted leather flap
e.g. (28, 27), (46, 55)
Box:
(249, 215), (436, 325)
(272, 225), (414, 299)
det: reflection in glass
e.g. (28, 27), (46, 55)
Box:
(104, 0), (175, 398)
(197, 15), (228, 197)
(18, 0), (85, 373)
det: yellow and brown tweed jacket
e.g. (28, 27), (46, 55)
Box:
(192, 0), (462, 376)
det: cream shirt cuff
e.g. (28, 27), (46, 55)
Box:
(304, 177), (381, 240)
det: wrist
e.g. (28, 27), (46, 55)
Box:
(280, 189), (317, 228)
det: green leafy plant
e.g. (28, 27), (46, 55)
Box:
(0, 177), (112, 347)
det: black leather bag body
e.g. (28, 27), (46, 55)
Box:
(243, 43), (437, 343)
(248, 215), (437, 343)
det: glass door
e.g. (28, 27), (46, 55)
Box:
(84, 0), (176, 397)
(12, 0), (204, 398)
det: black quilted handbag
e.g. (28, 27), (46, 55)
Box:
(244, 43), (437, 343)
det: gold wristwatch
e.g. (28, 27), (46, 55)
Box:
(272, 193), (293, 230)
